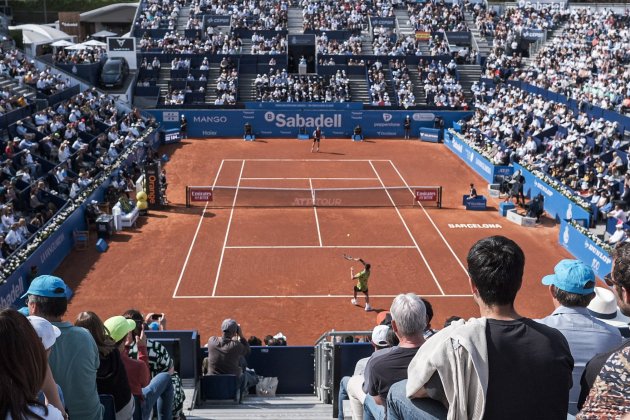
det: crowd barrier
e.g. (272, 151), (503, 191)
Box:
(55, 63), (102, 87)
(513, 163), (590, 225)
(149, 109), (472, 138)
(443, 130), (513, 183)
(559, 219), (611, 279)
(0, 105), (35, 129)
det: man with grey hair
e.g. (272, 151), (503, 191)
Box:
(361, 293), (427, 420)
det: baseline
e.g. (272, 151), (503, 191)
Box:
(173, 294), (473, 299)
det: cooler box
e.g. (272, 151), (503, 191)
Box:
(499, 202), (516, 216)
(96, 238), (108, 253)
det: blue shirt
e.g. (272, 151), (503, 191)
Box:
(49, 321), (103, 420)
(537, 306), (622, 415)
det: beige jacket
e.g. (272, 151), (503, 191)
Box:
(406, 318), (489, 420)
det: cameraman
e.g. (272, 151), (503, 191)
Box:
(205, 319), (251, 399)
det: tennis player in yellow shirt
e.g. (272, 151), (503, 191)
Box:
(350, 258), (372, 311)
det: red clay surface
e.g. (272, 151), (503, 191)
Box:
(57, 138), (571, 345)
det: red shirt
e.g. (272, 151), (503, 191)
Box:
(121, 344), (150, 397)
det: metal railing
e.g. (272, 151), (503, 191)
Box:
(314, 329), (371, 404)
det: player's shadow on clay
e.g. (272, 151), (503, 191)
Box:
(318, 151), (345, 156)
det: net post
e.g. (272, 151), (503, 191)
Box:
(186, 186), (189, 208)
(438, 186), (442, 208)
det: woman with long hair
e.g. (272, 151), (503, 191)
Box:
(75, 311), (134, 420)
(0, 308), (63, 419)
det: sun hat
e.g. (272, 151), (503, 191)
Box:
(587, 287), (630, 328)
(104, 316), (137, 343)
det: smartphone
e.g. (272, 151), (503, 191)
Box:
(151, 313), (162, 320)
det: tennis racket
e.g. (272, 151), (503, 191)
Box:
(343, 254), (363, 262)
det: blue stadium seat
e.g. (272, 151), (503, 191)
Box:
(200, 374), (240, 403)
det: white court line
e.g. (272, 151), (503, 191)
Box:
(368, 160), (445, 295)
(211, 160), (245, 297)
(309, 178), (323, 247)
(240, 177), (378, 180)
(223, 159), (391, 162)
(172, 160), (225, 298)
(174, 294), (473, 299)
(388, 161), (469, 277)
(225, 245), (416, 249)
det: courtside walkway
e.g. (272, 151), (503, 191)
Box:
(184, 393), (332, 419)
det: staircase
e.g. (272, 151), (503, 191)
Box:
(188, 395), (332, 419)
(464, 11), (492, 58)
(288, 7), (303, 34)
(458, 64), (482, 101)
(238, 74), (257, 102)
(157, 66), (171, 98)
(522, 20), (569, 67)
(241, 39), (252, 54)
(348, 75), (369, 104)
(205, 66), (222, 103)
(394, 9), (414, 37)
(176, 5), (191, 36)
(406, 67), (425, 105)
(382, 69), (397, 103)
(361, 38), (374, 55)
(0, 75), (37, 103)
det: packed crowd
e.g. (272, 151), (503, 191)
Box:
(253, 69), (350, 102)
(213, 59), (238, 105)
(0, 87), (151, 261)
(390, 60), (416, 107)
(135, 0), (186, 31)
(406, 0), (467, 32)
(189, 0), (288, 30)
(139, 30), (243, 54)
(301, 0), (378, 31)
(250, 33), (287, 55)
(368, 60), (393, 106)
(315, 33), (363, 55)
(481, 6), (630, 114)
(52, 48), (106, 65)
(420, 58), (464, 107)
(461, 83), (625, 217)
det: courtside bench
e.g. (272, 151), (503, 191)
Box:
(462, 195), (487, 211)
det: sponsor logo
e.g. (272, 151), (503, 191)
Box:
(447, 224), (502, 229)
(583, 240), (612, 264)
(566, 203), (573, 220)
(591, 258), (600, 271)
(263, 112), (342, 128)
(116, 39), (126, 47)
(412, 113), (435, 122)
(534, 181), (553, 197)
(194, 115), (228, 123)
(0, 277), (24, 309)
(293, 198), (342, 206)
(466, 150), (474, 162)
(474, 157), (492, 175)
(383, 113), (393, 122)
(452, 139), (463, 153)
(563, 226), (570, 245)
(40, 235), (65, 264)
(163, 111), (179, 122)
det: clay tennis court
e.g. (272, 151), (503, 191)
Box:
(57, 138), (571, 345)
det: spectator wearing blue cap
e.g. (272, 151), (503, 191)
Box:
(23, 275), (104, 420)
(537, 259), (622, 415)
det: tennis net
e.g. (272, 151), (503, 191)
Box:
(186, 185), (442, 208)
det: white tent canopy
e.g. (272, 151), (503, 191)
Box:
(51, 39), (75, 47)
(9, 24), (72, 45)
(91, 30), (117, 38)
(82, 39), (107, 47)
(65, 43), (88, 50)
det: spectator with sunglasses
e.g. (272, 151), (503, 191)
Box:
(537, 259), (622, 415)
(577, 244), (630, 418)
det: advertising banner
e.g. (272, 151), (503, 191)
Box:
(559, 220), (611, 279)
(445, 32), (471, 44)
(148, 109), (473, 139)
(106, 37), (137, 70)
(145, 163), (161, 208)
(204, 15), (232, 27)
(369, 17), (397, 28)
(443, 131), (494, 183)
(415, 188), (438, 201)
(419, 127), (441, 143)
(189, 187), (213, 202)
(514, 163), (590, 224)
(162, 128), (181, 144)
(521, 28), (545, 42)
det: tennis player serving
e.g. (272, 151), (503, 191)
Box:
(346, 255), (371, 311)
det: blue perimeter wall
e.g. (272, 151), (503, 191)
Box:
(147, 109), (473, 138)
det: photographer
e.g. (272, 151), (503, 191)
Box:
(205, 319), (252, 399)
(145, 312), (167, 331)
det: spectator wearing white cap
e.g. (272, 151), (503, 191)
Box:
(23, 275), (104, 420)
(0, 309), (64, 420)
(586, 287), (630, 338)
(28, 315), (67, 419)
(608, 222), (628, 245)
(537, 259), (622, 415)
(338, 324), (394, 420)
